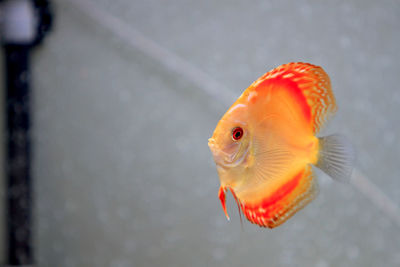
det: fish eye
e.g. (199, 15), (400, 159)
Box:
(232, 127), (243, 141)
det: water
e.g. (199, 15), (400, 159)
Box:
(2, 0), (400, 266)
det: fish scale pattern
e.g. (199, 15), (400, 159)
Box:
(254, 62), (337, 134)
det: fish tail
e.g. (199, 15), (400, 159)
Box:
(316, 134), (355, 183)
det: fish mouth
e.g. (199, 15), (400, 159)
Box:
(208, 138), (248, 168)
(208, 138), (220, 159)
(208, 138), (225, 166)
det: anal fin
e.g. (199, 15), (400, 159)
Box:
(241, 165), (318, 228)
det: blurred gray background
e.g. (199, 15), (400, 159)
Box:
(1, 0), (400, 266)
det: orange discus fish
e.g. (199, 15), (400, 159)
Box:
(208, 62), (354, 228)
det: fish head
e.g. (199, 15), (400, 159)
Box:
(208, 103), (252, 188)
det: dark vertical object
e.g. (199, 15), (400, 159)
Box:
(1, 0), (53, 265)
(4, 44), (32, 265)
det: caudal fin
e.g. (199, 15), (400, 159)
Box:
(316, 134), (355, 183)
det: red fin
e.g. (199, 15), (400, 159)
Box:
(241, 165), (318, 228)
(219, 186), (230, 220)
(253, 62), (337, 134)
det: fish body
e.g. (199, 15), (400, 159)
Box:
(208, 62), (354, 228)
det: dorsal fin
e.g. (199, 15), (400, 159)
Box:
(252, 62), (337, 134)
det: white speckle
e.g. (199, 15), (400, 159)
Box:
(262, 217), (267, 225)
(247, 91), (258, 102)
(252, 80), (262, 87)
(283, 73), (294, 78)
(227, 103), (246, 115)
(271, 70), (285, 77)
